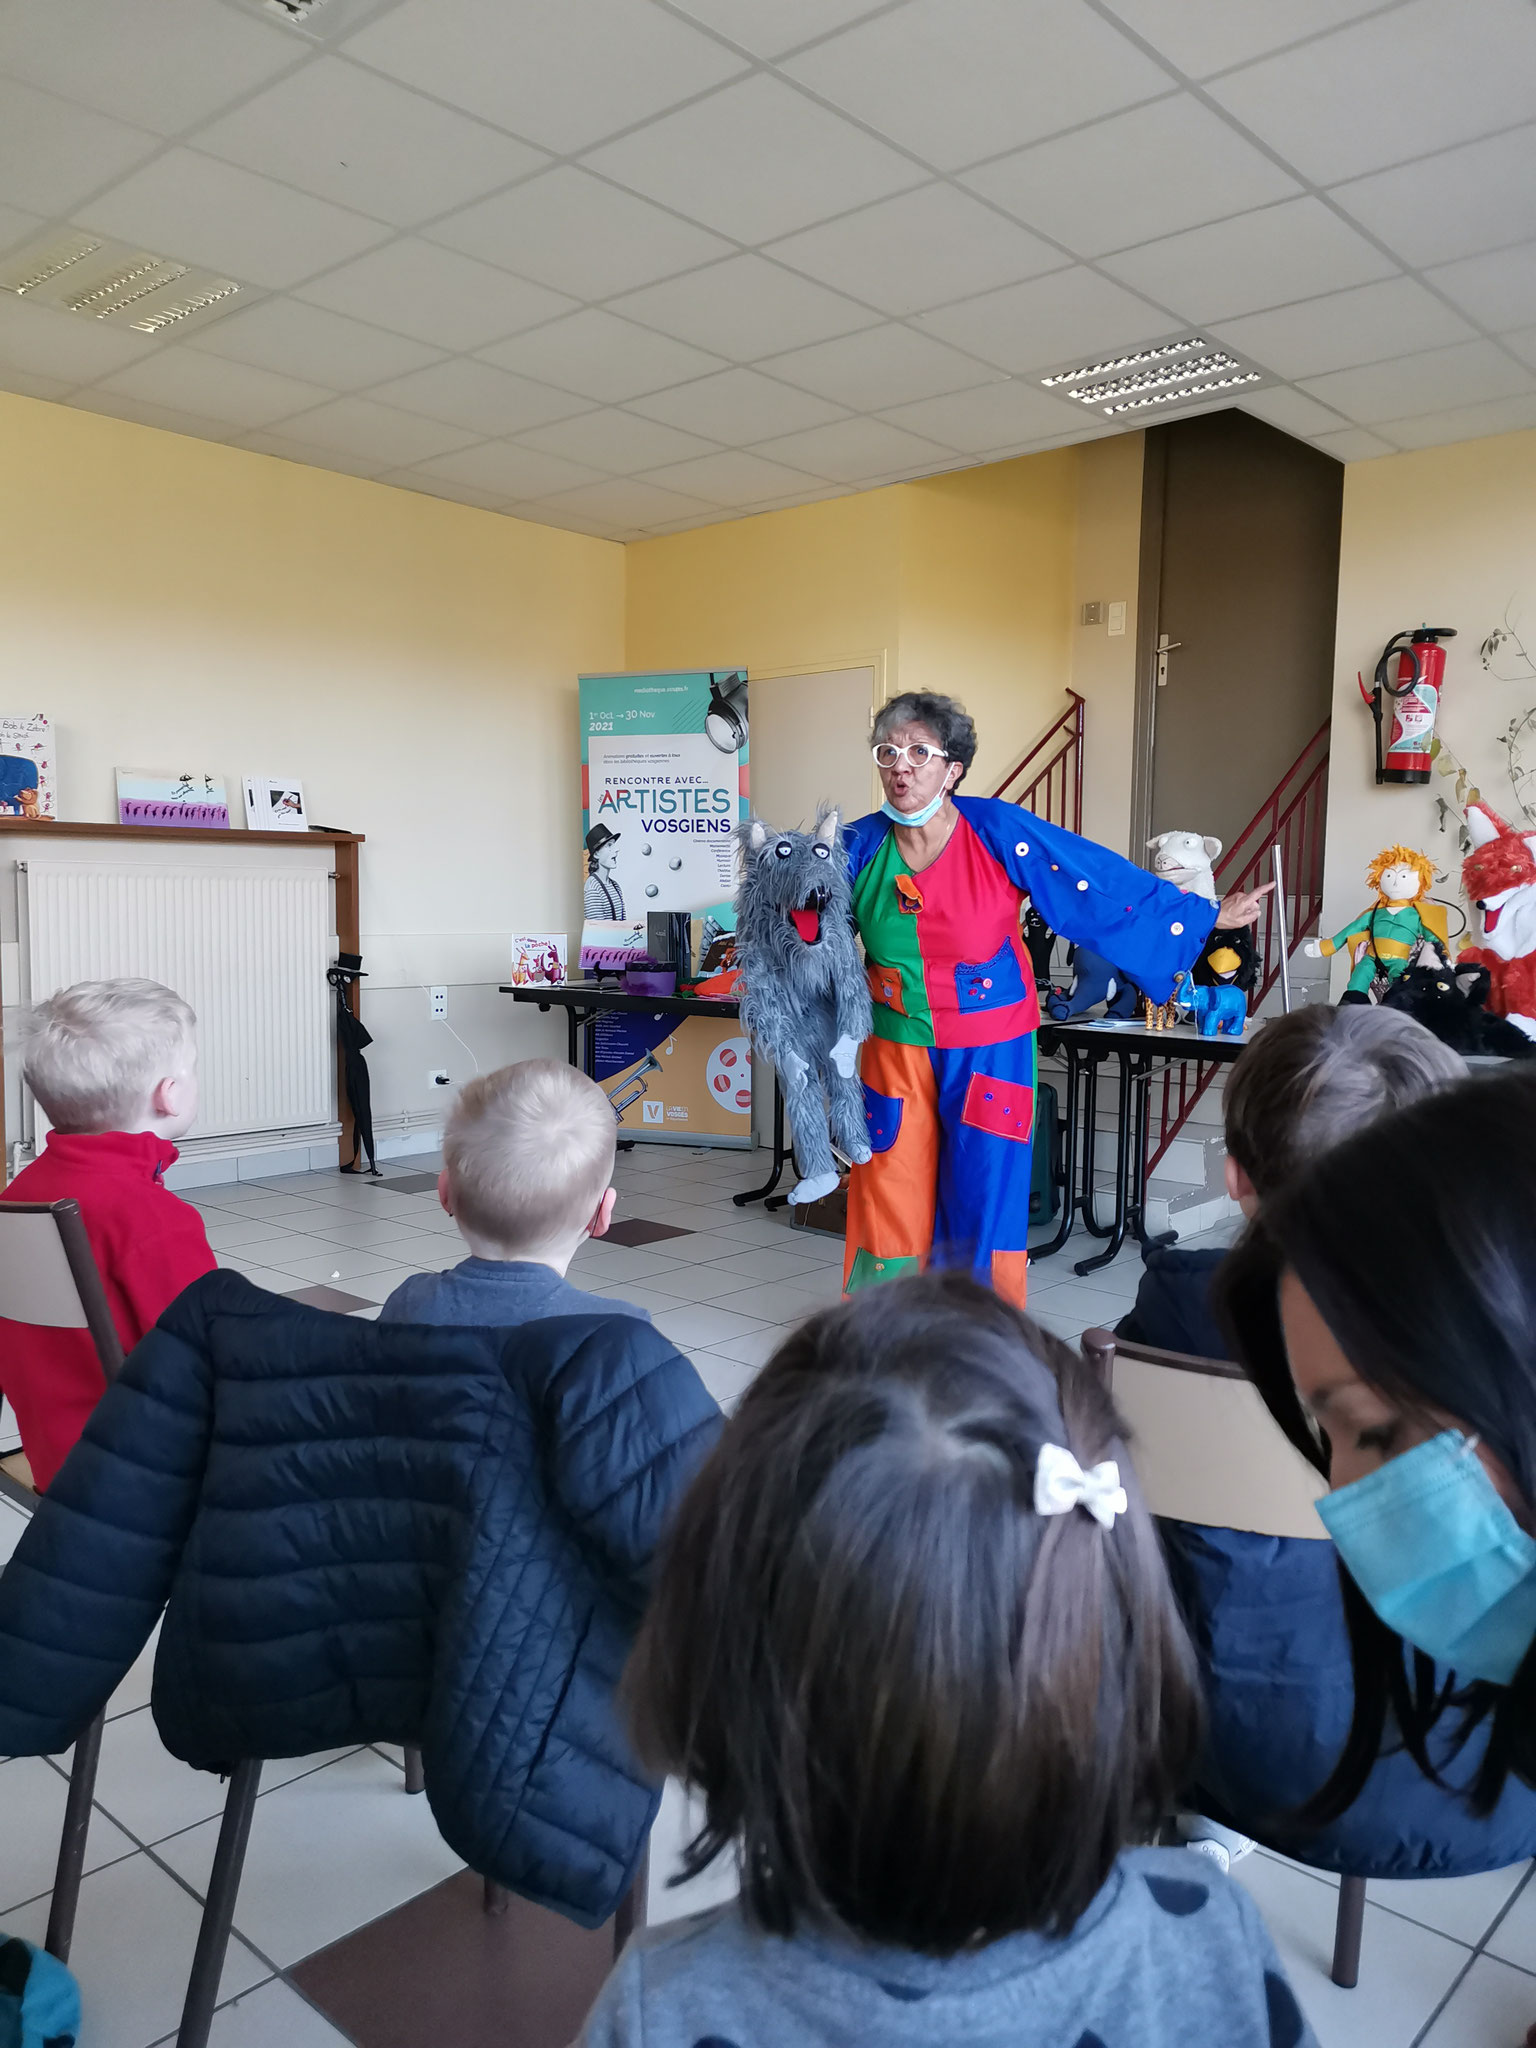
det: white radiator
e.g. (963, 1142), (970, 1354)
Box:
(21, 860), (335, 1145)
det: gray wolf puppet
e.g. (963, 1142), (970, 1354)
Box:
(736, 805), (873, 1204)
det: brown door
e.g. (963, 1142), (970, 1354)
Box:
(1137, 410), (1342, 868)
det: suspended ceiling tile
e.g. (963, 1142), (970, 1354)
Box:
(914, 265), (1171, 376)
(234, 427), (390, 478)
(1236, 385), (1348, 437)
(256, 393), (481, 466)
(381, 471), (511, 514)
(1330, 124), (1536, 271)
(511, 498), (623, 539)
(781, 0), (1170, 172)
(515, 406), (721, 474)
(1298, 338), (1536, 424)
(765, 184), (1063, 318)
(610, 254), (878, 363)
(1375, 391), (1536, 450)
(342, 0), (747, 155)
(877, 377), (1084, 454)
(366, 357), (591, 436)
(427, 166), (732, 303)
(185, 296), (444, 389)
(0, 367), (74, 402)
(0, 204), (46, 258)
(634, 448), (823, 508)
(665, 0), (893, 58)
(1308, 426), (1399, 461)
(581, 74), (924, 245)
(1094, 0), (1390, 80)
(1503, 326), (1536, 374)
(0, 291), (159, 384)
(296, 239), (576, 351)
(1426, 244), (1536, 334)
(412, 439), (610, 499)
(91, 346), (334, 429)
(0, 77), (160, 220)
(626, 366), (849, 442)
(1206, 0), (1536, 187)
(477, 310), (727, 405)
(80, 150), (389, 291)
(1211, 278), (1478, 382)
(535, 476), (718, 534)
(749, 414), (956, 483)
(1100, 197), (1396, 324)
(0, 0), (302, 137)
(192, 59), (548, 229)
(760, 324), (996, 411)
(71, 386), (237, 443)
(963, 97), (1299, 260)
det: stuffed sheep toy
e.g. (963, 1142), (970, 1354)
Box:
(1147, 830), (1221, 902)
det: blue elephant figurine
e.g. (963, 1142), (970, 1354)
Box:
(1173, 969), (1246, 1039)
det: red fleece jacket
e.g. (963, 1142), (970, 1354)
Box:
(1, 1130), (216, 1490)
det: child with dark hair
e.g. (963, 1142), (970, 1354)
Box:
(580, 1274), (1315, 2048)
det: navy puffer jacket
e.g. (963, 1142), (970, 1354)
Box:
(0, 1272), (721, 1926)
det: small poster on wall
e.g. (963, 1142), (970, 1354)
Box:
(116, 770), (230, 829)
(509, 933), (567, 985)
(0, 713), (54, 819)
(244, 775), (308, 832)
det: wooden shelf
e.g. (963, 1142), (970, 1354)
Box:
(0, 819), (363, 845)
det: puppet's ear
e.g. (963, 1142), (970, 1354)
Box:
(748, 819), (768, 852)
(1203, 836), (1223, 860)
(1146, 834), (1166, 851)
(815, 805), (839, 846)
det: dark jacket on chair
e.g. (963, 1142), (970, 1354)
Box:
(0, 1271), (721, 1926)
(1119, 1257), (1536, 1877)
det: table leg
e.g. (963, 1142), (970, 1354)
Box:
(1074, 1050), (1132, 1275)
(1127, 1058), (1175, 1252)
(1028, 1043), (1081, 1262)
(1077, 1052), (1113, 1240)
(734, 1077), (791, 1208)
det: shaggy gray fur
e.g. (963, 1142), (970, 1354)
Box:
(735, 805), (873, 1203)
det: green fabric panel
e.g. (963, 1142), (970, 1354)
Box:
(851, 831), (935, 1045)
(844, 1248), (921, 1292)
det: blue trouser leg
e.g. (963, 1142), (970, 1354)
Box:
(929, 1035), (1037, 1307)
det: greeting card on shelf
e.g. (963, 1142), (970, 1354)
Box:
(244, 775), (308, 832)
(0, 713), (54, 819)
(509, 933), (568, 986)
(117, 770), (230, 829)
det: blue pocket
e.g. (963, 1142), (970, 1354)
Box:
(954, 939), (1027, 1015)
(863, 1083), (904, 1154)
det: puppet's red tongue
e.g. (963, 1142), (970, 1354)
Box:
(791, 908), (821, 944)
(1485, 902), (1503, 933)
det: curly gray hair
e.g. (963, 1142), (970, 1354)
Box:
(871, 692), (978, 786)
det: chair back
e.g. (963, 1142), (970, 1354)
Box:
(0, 1201), (124, 1496)
(1080, 1327), (1327, 1539)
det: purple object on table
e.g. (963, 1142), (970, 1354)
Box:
(622, 968), (677, 996)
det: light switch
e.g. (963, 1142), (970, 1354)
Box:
(1107, 600), (1127, 638)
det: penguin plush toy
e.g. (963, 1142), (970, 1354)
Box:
(1193, 925), (1257, 1001)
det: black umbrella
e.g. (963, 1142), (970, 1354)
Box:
(328, 953), (381, 1177)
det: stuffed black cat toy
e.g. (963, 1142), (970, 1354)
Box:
(1382, 959), (1535, 1059)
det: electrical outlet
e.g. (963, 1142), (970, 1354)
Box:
(429, 986), (448, 1020)
(428, 1068), (450, 1089)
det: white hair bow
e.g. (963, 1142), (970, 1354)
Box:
(1033, 1443), (1128, 1530)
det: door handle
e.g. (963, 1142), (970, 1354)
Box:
(1155, 632), (1182, 688)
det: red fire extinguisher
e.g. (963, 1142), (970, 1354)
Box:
(1358, 626), (1456, 785)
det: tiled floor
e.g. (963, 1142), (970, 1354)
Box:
(1, 1143), (1531, 2045)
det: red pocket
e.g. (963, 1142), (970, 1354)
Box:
(867, 962), (908, 1015)
(961, 1072), (1034, 1143)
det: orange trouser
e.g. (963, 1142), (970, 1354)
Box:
(843, 1034), (1034, 1309)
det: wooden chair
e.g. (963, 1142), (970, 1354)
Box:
(0, 1199), (125, 1964)
(1079, 1328), (1369, 1989)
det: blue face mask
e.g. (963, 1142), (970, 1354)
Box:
(1317, 1430), (1536, 1686)
(881, 784), (950, 828)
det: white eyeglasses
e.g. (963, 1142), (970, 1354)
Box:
(873, 742), (949, 769)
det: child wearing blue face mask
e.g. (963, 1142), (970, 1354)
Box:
(1219, 1065), (1536, 1821)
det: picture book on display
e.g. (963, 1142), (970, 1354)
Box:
(0, 714), (54, 819)
(244, 775), (308, 832)
(509, 933), (568, 985)
(116, 770), (230, 829)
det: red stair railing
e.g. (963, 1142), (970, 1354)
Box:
(994, 690), (1084, 832)
(1146, 718), (1331, 1177)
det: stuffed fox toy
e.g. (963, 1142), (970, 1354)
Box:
(1461, 801), (1536, 1041)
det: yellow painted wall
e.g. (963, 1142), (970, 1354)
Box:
(0, 391), (625, 1134)
(1320, 425), (1536, 989)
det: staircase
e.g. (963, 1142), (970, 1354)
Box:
(994, 690), (1084, 832)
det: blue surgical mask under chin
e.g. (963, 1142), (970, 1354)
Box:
(1317, 1429), (1536, 1687)
(881, 785), (950, 828)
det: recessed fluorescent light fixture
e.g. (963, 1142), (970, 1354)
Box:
(221, 0), (396, 38)
(1041, 335), (1269, 418)
(0, 232), (242, 336)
